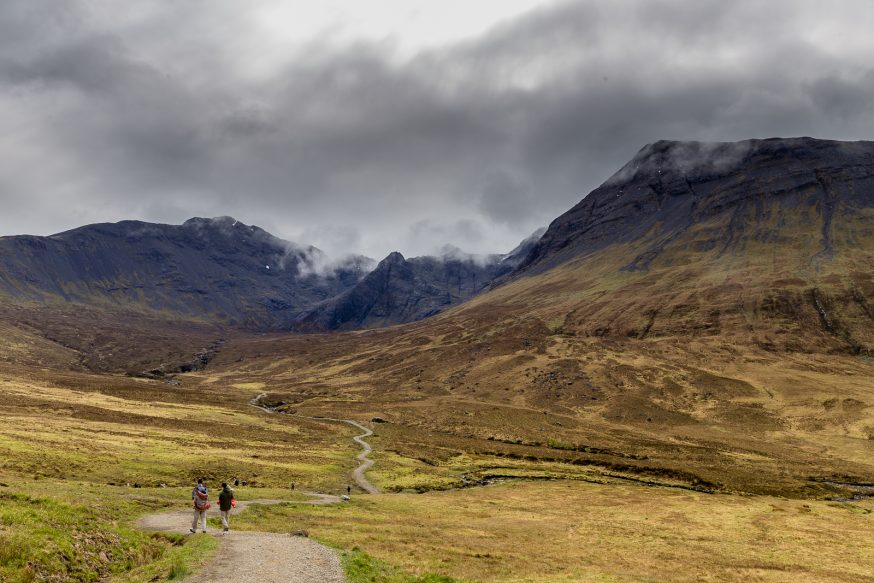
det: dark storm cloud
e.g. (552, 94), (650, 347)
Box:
(1, 0), (873, 259)
(806, 71), (874, 119)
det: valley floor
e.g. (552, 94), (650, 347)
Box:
(234, 479), (874, 583)
(2, 305), (874, 582)
(2, 359), (874, 582)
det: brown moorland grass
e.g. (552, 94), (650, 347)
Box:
(0, 204), (871, 580)
(202, 322), (874, 499)
(232, 479), (874, 582)
(0, 365), (364, 581)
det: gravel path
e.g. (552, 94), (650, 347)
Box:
(346, 420), (378, 494)
(136, 392), (381, 581)
(249, 393), (380, 494)
(139, 497), (346, 582)
(185, 532), (344, 583)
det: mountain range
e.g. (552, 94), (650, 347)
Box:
(0, 214), (542, 331)
(298, 230), (544, 330)
(1, 137), (872, 350)
(1, 136), (873, 494)
(4, 135), (874, 583)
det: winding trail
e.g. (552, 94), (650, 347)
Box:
(135, 393), (382, 581)
(249, 393), (380, 494)
(347, 420), (378, 495)
(139, 496), (345, 583)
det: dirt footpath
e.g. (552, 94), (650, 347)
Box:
(139, 498), (346, 583)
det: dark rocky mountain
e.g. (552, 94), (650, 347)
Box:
(489, 137), (874, 353)
(518, 137), (874, 275)
(0, 216), (543, 331)
(297, 229), (545, 331)
(4, 137), (869, 339)
(0, 216), (374, 328)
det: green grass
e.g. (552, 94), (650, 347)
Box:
(368, 450), (463, 493)
(167, 557), (190, 580)
(113, 534), (216, 583)
(0, 488), (217, 583)
(0, 366), (372, 582)
(342, 547), (465, 583)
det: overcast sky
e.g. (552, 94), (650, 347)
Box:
(2, 1), (874, 259)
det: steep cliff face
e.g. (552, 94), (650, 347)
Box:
(519, 138), (874, 274)
(475, 138), (874, 353)
(0, 217), (373, 328)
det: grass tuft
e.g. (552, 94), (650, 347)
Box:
(167, 556), (190, 580)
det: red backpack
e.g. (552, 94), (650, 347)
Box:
(194, 488), (211, 511)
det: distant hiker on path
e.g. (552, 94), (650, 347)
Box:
(191, 478), (210, 533)
(218, 482), (236, 532)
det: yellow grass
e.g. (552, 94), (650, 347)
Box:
(235, 479), (874, 582)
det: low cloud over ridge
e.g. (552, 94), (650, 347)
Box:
(2, 0), (873, 258)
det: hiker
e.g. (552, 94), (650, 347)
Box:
(218, 482), (236, 532)
(346, 485), (351, 495)
(190, 478), (210, 533)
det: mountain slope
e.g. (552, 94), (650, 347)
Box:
(0, 216), (373, 328)
(497, 137), (874, 351)
(0, 217), (544, 332)
(520, 137), (874, 274)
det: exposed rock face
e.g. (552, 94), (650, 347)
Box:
(298, 230), (544, 331)
(498, 137), (874, 353)
(519, 137), (874, 274)
(0, 216), (373, 328)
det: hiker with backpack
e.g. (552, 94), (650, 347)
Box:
(190, 478), (210, 533)
(218, 482), (236, 532)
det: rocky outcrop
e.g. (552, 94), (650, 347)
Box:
(297, 231), (544, 331)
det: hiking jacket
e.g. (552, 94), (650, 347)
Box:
(218, 487), (235, 511)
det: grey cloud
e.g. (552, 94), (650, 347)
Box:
(806, 70), (874, 119)
(478, 171), (533, 227)
(294, 223), (364, 259)
(2, 0), (874, 260)
(3, 34), (137, 92)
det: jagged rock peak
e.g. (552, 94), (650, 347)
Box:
(381, 251), (406, 265)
